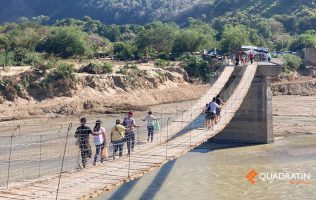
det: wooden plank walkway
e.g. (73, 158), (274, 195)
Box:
(0, 65), (258, 200)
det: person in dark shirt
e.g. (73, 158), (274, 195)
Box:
(123, 111), (140, 155)
(75, 117), (93, 168)
(215, 95), (225, 123)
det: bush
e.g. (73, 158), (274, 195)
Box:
(283, 54), (303, 72)
(113, 42), (137, 61)
(100, 62), (113, 73)
(42, 26), (88, 58)
(0, 52), (14, 66)
(45, 63), (75, 83)
(23, 53), (43, 66)
(155, 59), (170, 68)
(79, 62), (113, 74)
(117, 68), (128, 75)
(180, 54), (218, 82)
(33, 57), (58, 74)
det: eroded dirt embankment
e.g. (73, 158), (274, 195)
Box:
(271, 71), (316, 96)
(271, 79), (316, 96)
(0, 66), (209, 119)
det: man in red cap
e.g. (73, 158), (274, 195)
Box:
(123, 111), (139, 154)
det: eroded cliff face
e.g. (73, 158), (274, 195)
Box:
(0, 66), (208, 118)
(271, 71), (316, 96)
(76, 67), (190, 94)
(272, 80), (316, 96)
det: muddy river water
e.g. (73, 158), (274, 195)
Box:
(95, 134), (316, 200)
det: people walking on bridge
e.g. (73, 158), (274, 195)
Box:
(111, 119), (126, 159)
(123, 111), (140, 155)
(141, 111), (157, 142)
(75, 117), (93, 168)
(92, 120), (106, 166)
(208, 98), (220, 129)
(215, 95), (225, 122)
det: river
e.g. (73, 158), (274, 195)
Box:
(95, 132), (316, 200)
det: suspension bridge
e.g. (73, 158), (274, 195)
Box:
(0, 61), (282, 200)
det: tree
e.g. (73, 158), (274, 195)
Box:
(289, 32), (316, 51)
(180, 54), (218, 82)
(283, 54), (303, 72)
(87, 34), (111, 54)
(172, 29), (214, 55)
(113, 42), (137, 61)
(275, 15), (298, 34)
(42, 26), (88, 58)
(136, 22), (178, 54)
(97, 25), (121, 42)
(0, 35), (12, 68)
(220, 25), (250, 52)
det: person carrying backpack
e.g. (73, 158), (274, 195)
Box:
(92, 120), (106, 166)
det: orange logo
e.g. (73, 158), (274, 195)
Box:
(246, 169), (257, 184)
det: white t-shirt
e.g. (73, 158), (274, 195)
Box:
(144, 115), (156, 127)
(208, 102), (219, 113)
(93, 127), (106, 145)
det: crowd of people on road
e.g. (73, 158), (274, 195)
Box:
(74, 111), (158, 168)
(230, 50), (271, 66)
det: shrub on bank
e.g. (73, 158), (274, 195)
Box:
(79, 62), (113, 74)
(155, 59), (170, 68)
(45, 63), (75, 83)
(283, 54), (303, 72)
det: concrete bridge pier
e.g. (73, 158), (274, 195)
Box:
(214, 63), (282, 144)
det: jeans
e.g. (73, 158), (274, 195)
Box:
(79, 142), (91, 168)
(125, 132), (135, 154)
(113, 140), (124, 157)
(94, 143), (104, 162)
(147, 125), (154, 142)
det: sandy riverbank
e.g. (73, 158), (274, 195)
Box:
(273, 95), (316, 136)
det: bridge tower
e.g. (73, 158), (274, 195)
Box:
(214, 63), (282, 144)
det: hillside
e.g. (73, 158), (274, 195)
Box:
(0, 0), (315, 24)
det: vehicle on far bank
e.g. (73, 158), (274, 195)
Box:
(203, 48), (224, 61)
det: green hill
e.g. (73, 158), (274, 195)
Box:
(0, 0), (315, 25)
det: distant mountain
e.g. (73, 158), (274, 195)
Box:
(0, 0), (315, 24)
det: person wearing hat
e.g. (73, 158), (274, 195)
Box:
(92, 120), (106, 166)
(75, 117), (93, 168)
(141, 111), (157, 142)
(123, 111), (140, 155)
(111, 119), (126, 159)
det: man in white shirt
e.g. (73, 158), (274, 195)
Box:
(141, 111), (156, 142)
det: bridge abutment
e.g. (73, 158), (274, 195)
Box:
(214, 63), (282, 144)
